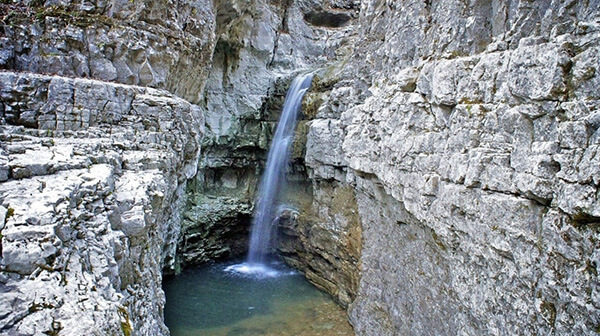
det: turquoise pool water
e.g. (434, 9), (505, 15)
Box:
(163, 260), (354, 336)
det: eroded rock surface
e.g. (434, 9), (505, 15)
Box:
(302, 0), (600, 335)
(0, 0), (216, 334)
(2, 0), (599, 335)
(0, 0), (216, 103)
(179, 0), (359, 267)
(0, 72), (203, 335)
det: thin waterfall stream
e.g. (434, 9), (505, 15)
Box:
(226, 73), (313, 276)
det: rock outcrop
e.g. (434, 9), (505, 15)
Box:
(0, 0), (215, 334)
(302, 0), (600, 334)
(0, 72), (204, 334)
(0, 0), (215, 103)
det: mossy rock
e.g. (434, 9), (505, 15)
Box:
(301, 92), (323, 120)
(117, 307), (133, 336)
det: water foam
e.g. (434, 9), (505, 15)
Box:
(224, 262), (296, 279)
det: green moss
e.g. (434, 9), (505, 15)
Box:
(1, 4), (115, 28)
(446, 49), (467, 59)
(120, 322), (132, 336)
(291, 120), (309, 158)
(310, 74), (337, 92)
(6, 207), (14, 219)
(43, 51), (62, 57)
(117, 307), (133, 336)
(540, 301), (557, 327)
(310, 49), (351, 92)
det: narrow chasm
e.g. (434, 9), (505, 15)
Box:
(5, 0), (597, 335)
(162, 73), (354, 335)
(160, 1), (362, 333)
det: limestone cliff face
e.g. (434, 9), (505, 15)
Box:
(0, 1), (214, 334)
(0, 0), (359, 334)
(0, 0), (215, 103)
(303, 0), (600, 334)
(178, 0), (359, 268)
(0, 73), (204, 335)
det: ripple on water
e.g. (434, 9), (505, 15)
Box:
(163, 260), (354, 336)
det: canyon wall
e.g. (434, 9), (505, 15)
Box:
(0, 0), (215, 334)
(0, 0), (359, 334)
(302, 0), (600, 334)
(178, 0), (359, 271)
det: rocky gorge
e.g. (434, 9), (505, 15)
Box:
(1, 0), (599, 335)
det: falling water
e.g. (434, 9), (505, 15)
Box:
(226, 73), (312, 277)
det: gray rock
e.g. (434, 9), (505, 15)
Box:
(2, 1), (600, 336)
(90, 58), (118, 82)
(301, 1), (600, 335)
(0, 71), (205, 335)
(305, 119), (345, 178)
(180, 0), (360, 279)
(0, 0), (217, 103)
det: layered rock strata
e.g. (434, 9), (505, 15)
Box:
(0, 0), (215, 334)
(0, 0), (215, 103)
(303, 0), (600, 334)
(1, 0), (599, 335)
(0, 72), (203, 334)
(178, 0), (359, 268)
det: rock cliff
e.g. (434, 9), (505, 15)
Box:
(303, 0), (600, 334)
(0, 72), (204, 334)
(178, 0), (359, 272)
(0, 0), (214, 334)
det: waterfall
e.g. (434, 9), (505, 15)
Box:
(247, 73), (312, 264)
(226, 73), (312, 277)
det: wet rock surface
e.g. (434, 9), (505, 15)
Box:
(179, 193), (252, 267)
(180, 0), (359, 271)
(277, 181), (361, 307)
